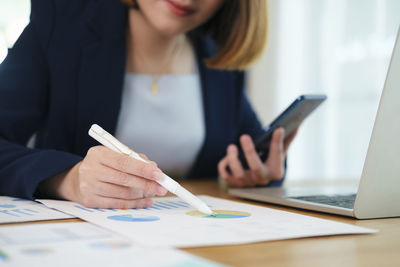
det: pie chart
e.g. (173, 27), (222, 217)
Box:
(186, 210), (251, 219)
(107, 214), (160, 222)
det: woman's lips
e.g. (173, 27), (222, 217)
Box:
(165, 0), (195, 16)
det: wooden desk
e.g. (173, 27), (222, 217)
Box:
(2, 180), (399, 266)
(179, 180), (400, 267)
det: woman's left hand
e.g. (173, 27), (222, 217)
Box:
(217, 127), (298, 187)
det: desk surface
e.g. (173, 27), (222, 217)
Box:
(3, 180), (400, 267)
(180, 180), (400, 267)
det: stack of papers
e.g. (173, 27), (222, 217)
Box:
(0, 222), (224, 267)
(0, 194), (377, 266)
(39, 195), (377, 248)
(0, 196), (73, 224)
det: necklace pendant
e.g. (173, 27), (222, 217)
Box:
(151, 82), (159, 96)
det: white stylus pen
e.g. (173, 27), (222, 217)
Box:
(88, 124), (213, 215)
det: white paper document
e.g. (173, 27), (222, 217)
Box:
(39, 195), (377, 248)
(0, 222), (225, 267)
(0, 196), (73, 224)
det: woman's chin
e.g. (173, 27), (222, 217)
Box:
(154, 23), (192, 37)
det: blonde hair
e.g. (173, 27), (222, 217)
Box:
(121, 0), (268, 70)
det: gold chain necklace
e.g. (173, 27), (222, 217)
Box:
(147, 38), (185, 96)
(150, 75), (161, 95)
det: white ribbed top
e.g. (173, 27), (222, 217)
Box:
(114, 73), (205, 178)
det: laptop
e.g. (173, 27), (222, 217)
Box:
(229, 27), (400, 219)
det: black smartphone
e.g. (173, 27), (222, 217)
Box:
(238, 94), (327, 169)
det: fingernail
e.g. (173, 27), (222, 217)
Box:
(152, 170), (162, 180)
(157, 186), (167, 195)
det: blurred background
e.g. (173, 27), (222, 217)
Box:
(248, 0), (400, 181)
(0, 0), (30, 63)
(1, 0), (399, 182)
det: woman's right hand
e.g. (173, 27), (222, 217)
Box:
(40, 146), (167, 209)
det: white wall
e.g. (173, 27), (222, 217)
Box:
(0, 0), (30, 63)
(248, 0), (400, 181)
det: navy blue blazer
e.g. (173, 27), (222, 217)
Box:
(0, 0), (282, 200)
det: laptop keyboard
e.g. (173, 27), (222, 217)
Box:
(288, 194), (357, 209)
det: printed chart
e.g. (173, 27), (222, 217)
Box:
(89, 240), (132, 250)
(147, 200), (191, 210)
(39, 196), (376, 248)
(0, 206), (39, 217)
(0, 222), (223, 267)
(0, 250), (8, 262)
(107, 214), (160, 222)
(0, 196), (73, 224)
(186, 210), (251, 219)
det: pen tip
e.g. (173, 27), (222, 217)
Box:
(199, 206), (213, 216)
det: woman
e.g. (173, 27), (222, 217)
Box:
(0, 0), (296, 208)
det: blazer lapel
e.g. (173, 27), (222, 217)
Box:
(74, 0), (127, 155)
(189, 36), (236, 178)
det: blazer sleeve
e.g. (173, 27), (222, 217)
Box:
(0, 1), (82, 199)
(236, 72), (285, 186)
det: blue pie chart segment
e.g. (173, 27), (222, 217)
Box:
(107, 214), (160, 222)
(186, 210), (251, 219)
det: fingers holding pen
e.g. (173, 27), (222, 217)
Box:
(78, 146), (167, 202)
(87, 146), (167, 195)
(82, 180), (151, 202)
(87, 164), (166, 195)
(88, 146), (163, 181)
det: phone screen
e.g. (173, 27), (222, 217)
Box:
(238, 94), (327, 169)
